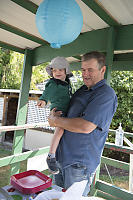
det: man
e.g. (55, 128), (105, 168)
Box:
(48, 51), (117, 195)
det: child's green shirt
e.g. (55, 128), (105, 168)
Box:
(39, 78), (72, 113)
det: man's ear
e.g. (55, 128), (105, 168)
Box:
(101, 66), (106, 74)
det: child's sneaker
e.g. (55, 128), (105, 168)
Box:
(46, 156), (59, 174)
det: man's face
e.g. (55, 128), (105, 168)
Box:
(81, 58), (106, 88)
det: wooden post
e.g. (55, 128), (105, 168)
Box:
(124, 136), (133, 192)
(90, 26), (116, 195)
(10, 49), (33, 176)
(89, 164), (100, 196)
(129, 154), (133, 192)
(105, 26), (116, 85)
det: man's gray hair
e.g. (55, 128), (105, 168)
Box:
(82, 51), (105, 70)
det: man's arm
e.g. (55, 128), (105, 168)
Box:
(48, 108), (97, 134)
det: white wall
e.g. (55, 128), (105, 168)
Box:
(24, 129), (53, 150)
(25, 129), (53, 171)
(0, 98), (4, 121)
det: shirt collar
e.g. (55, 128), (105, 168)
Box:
(90, 79), (106, 91)
(83, 79), (106, 91)
(52, 77), (69, 86)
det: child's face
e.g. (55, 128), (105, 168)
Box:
(52, 68), (66, 81)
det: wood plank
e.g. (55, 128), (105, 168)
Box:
(32, 24), (133, 66)
(32, 28), (108, 65)
(11, 0), (38, 14)
(0, 20), (47, 46)
(129, 154), (133, 192)
(82, 0), (119, 26)
(0, 146), (49, 168)
(105, 142), (133, 154)
(0, 122), (49, 133)
(101, 156), (129, 171)
(0, 41), (24, 54)
(105, 27), (116, 84)
(97, 190), (121, 200)
(96, 180), (133, 199)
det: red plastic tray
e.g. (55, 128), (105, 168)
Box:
(10, 170), (52, 194)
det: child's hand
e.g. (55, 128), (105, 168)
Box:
(37, 100), (46, 108)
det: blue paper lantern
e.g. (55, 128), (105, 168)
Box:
(36, 0), (83, 48)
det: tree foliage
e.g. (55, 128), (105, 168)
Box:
(71, 71), (83, 93)
(0, 48), (11, 88)
(0, 48), (49, 90)
(0, 48), (24, 89)
(30, 63), (49, 90)
(110, 71), (133, 132)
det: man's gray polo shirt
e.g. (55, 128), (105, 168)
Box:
(56, 79), (117, 174)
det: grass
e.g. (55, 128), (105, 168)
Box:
(0, 147), (27, 187)
(0, 147), (11, 187)
(99, 174), (129, 190)
(0, 147), (129, 191)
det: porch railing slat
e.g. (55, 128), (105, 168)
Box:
(0, 146), (49, 168)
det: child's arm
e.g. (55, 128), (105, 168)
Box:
(37, 80), (52, 108)
(37, 100), (46, 108)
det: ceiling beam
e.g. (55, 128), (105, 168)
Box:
(0, 20), (47, 46)
(32, 24), (133, 66)
(70, 52), (133, 71)
(70, 60), (133, 71)
(0, 41), (24, 54)
(73, 55), (81, 60)
(32, 28), (108, 65)
(113, 53), (133, 70)
(82, 0), (119, 26)
(10, 0), (38, 14)
(116, 24), (133, 50)
(114, 53), (133, 61)
(113, 61), (133, 71)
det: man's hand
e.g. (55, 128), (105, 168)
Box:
(48, 108), (62, 127)
(37, 100), (46, 108)
(48, 108), (96, 133)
